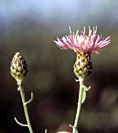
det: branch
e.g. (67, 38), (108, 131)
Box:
(14, 117), (28, 127)
(25, 92), (34, 105)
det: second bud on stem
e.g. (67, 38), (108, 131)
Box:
(10, 52), (34, 133)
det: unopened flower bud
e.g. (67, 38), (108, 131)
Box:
(10, 52), (28, 82)
(73, 52), (92, 79)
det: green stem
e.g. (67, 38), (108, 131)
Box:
(18, 80), (34, 133)
(72, 77), (84, 133)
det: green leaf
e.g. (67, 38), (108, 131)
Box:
(81, 88), (86, 104)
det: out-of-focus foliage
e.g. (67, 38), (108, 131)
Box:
(0, 0), (118, 133)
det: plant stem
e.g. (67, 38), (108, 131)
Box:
(18, 81), (34, 133)
(72, 77), (84, 133)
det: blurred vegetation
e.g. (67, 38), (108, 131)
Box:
(0, 1), (118, 133)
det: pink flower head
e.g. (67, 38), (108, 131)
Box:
(54, 26), (110, 53)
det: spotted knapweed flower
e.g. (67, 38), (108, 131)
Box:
(10, 52), (28, 82)
(54, 26), (110, 79)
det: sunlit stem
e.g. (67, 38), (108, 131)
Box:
(16, 79), (34, 133)
(72, 77), (85, 133)
(45, 129), (47, 133)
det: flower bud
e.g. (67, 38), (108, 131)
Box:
(73, 52), (92, 79)
(10, 52), (28, 81)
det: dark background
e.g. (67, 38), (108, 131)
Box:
(0, 0), (118, 133)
